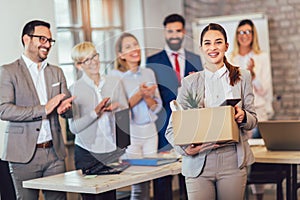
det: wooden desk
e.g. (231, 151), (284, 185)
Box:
(23, 161), (181, 197)
(24, 146), (299, 199)
(252, 146), (300, 200)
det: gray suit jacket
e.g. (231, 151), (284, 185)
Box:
(165, 69), (257, 178)
(0, 57), (71, 163)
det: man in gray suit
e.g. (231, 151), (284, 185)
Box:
(0, 20), (74, 200)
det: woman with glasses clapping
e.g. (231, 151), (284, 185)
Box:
(229, 19), (274, 130)
(68, 42), (128, 200)
(229, 19), (274, 200)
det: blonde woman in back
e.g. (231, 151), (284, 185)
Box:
(229, 19), (274, 200)
(229, 19), (274, 135)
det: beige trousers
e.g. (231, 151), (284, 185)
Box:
(185, 145), (247, 200)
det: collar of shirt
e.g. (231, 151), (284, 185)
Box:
(123, 66), (142, 77)
(22, 54), (47, 70)
(205, 64), (228, 80)
(82, 72), (106, 92)
(238, 50), (254, 59)
(164, 45), (186, 78)
(164, 45), (185, 58)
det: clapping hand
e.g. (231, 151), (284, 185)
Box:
(94, 97), (119, 117)
(103, 101), (119, 112)
(140, 83), (157, 98)
(57, 96), (76, 115)
(46, 94), (75, 115)
(247, 58), (255, 79)
(95, 97), (110, 116)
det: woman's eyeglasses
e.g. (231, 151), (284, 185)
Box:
(28, 34), (55, 46)
(237, 30), (252, 35)
(78, 53), (99, 65)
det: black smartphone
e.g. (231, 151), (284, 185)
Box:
(220, 98), (241, 107)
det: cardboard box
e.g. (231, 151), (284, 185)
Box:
(172, 106), (239, 145)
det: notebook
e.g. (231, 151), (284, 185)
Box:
(258, 120), (300, 151)
(122, 158), (178, 166)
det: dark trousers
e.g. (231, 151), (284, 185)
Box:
(80, 191), (116, 200)
(74, 145), (119, 200)
(153, 175), (173, 200)
(0, 160), (16, 200)
(178, 174), (188, 200)
(153, 175), (187, 200)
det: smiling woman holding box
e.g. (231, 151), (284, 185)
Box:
(165, 23), (257, 200)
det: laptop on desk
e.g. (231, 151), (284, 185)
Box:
(82, 108), (131, 175)
(258, 120), (300, 151)
(115, 108), (130, 149)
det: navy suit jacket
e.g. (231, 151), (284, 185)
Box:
(146, 49), (203, 150)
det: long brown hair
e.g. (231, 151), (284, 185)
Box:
(114, 32), (141, 72)
(200, 23), (241, 86)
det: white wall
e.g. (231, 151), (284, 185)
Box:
(142, 0), (183, 56)
(123, 0), (146, 66)
(0, 0), (58, 158)
(0, 0), (58, 65)
(118, 0), (183, 63)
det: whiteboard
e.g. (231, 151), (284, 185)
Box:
(192, 13), (270, 59)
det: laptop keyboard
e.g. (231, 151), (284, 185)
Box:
(83, 161), (130, 175)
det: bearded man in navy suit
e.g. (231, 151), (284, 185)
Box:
(146, 14), (203, 200)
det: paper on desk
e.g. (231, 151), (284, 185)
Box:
(248, 138), (265, 146)
(146, 150), (181, 159)
(84, 175), (97, 179)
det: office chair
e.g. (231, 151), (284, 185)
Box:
(245, 163), (289, 200)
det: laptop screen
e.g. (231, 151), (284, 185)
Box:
(258, 120), (300, 151)
(115, 108), (130, 149)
